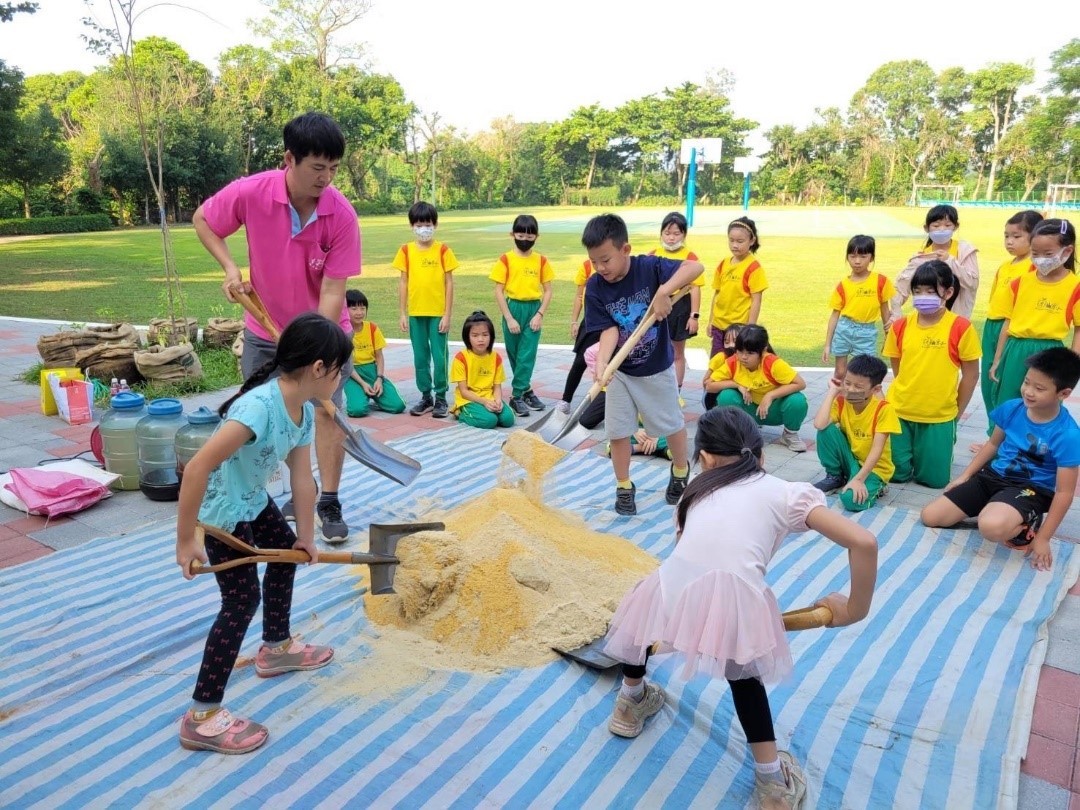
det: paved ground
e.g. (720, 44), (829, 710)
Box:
(2, 315), (1079, 808)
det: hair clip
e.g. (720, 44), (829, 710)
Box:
(1063, 219), (1070, 235)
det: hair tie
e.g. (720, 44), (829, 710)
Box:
(1062, 219), (1070, 235)
(740, 447), (753, 457)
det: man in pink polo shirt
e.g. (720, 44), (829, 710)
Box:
(192, 112), (360, 542)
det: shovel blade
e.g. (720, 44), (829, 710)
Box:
(553, 638), (622, 670)
(525, 408), (593, 451)
(333, 410), (422, 486)
(367, 522), (445, 594)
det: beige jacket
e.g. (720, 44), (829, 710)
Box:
(891, 240), (980, 319)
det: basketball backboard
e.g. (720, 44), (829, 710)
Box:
(679, 138), (723, 166)
(734, 156), (763, 174)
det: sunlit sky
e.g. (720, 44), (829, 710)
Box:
(2, 0), (1075, 153)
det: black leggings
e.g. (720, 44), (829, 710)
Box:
(192, 499), (298, 704)
(561, 327), (601, 403)
(623, 654), (776, 744)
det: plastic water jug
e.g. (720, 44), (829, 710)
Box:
(174, 406), (221, 482)
(136, 398), (185, 501)
(98, 392), (147, 490)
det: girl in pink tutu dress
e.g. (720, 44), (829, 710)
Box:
(602, 406), (878, 810)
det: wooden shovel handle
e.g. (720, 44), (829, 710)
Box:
(781, 605), (833, 631)
(233, 289), (281, 341)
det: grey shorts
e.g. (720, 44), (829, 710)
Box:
(241, 328), (352, 407)
(605, 365), (685, 441)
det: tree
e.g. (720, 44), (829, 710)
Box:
(249, 0), (370, 73)
(968, 62), (1035, 199)
(212, 45), (279, 175)
(546, 104), (616, 200)
(0, 2), (37, 23)
(6, 101), (70, 216)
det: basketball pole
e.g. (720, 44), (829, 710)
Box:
(686, 147), (698, 227)
(742, 171), (752, 211)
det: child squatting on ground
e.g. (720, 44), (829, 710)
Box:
(921, 347), (1080, 572)
(450, 310), (516, 429)
(343, 289), (406, 417)
(175, 313), (352, 754)
(395, 201), (459, 419)
(581, 213), (704, 516)
(602, 407), (878, 810)
(812, 354), (901, 512)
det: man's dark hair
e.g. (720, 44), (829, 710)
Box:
(283, 112), (345, 162)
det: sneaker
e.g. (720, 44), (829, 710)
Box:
(615, 483), (637, 515)
(280, 498), (296, 523)
(522, 390), (545, 411)
(179, 708), (268, 754)
(510, 397), (530, 418)
(665, 464), (690, 505)
(1009, 511), (1044, 547)
(608, 682), (665, 738)
(555, 400), (571, 415)
(432, 397), (449, 419)
(653, 445), (673, 460)
(754, 750), (808, 810)
(812, 473), (846, 493)
(316, 499), (349, 543)
(255, 639), (335, 678)
(780, 429), (807, 453)
(409, 394), (434, 416)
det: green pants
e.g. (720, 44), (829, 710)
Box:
(503, 299), (542, 398)
(993, 336), (1062, 412)
(716, 389), (808, 431)
(344, 362), (406, 416)
(457, 401), (515, 429)
(815, 423), (886, 512)
(409, 316), (449, 398)
(892, 418), (956, 489)
(980, 318), (1004, 436)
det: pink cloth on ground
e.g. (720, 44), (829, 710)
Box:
(603, 473), (826, 683)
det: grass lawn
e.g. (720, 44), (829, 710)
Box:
(0, 205), (1022, 366)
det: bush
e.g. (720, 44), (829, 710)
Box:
(0, 214), (113, 236)
(352, 197), (401, 216)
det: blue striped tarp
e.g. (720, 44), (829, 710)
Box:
(1, 428), (1076, 809)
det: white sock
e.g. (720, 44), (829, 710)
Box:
(620, 680), (645, 701)
(755, 758), (785, 784)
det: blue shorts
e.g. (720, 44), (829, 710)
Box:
(830, 316), (878, 358)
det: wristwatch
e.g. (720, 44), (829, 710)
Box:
(690, 312), (700, 319)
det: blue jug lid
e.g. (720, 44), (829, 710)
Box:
(186, 406), (221, 425)
(147, 398), (183, 416)
(110, 392), (145, 410)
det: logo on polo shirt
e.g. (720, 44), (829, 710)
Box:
(309, 257), (326, 271)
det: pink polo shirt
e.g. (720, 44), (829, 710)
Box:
(201, 169), (361, 339)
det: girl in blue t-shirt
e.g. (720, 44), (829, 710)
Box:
(175, 313), (352, 754)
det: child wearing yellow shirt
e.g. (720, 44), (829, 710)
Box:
(649, 212), (704, 394)
(705, 324), (808, 452)
(812, 355), (901, 512)
(990, 218), (1080, 411)
(883, 261), (981, 488)
(707, 217), (767, 357)
(394, 201), (459, 419)
(822, 235), (894, 382)
(978, 210), (1042, 435)
(450, 311), (515, 429)
(343, 290), (405, 417)
(491, 214), (554, 418)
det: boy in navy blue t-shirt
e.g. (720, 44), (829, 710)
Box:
(582, 214), (704, 515)
(922, 347), (1080, 570)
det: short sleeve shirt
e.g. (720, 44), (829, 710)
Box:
(351, 322), (386, 366)
(450, 349), (505, 412)
(711, 255), (767, 329)
(708, 353), (798, 405)
(1004, 273), (1080, 340)
(648, 245), (705, 287)
(198, 382), (315, 531)
(200, 169), (361, 339)
(986, 258), (1034, 321)
(990, 399), (1080, 492)
(830, 395), (902, 481)
(489, 252), (554, 301)
(393, 241), (459, 317)
(573, 260), (595, 287)
(828, 273), (896, 323)
(583, 255), (680, 377)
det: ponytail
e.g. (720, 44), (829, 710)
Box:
(675, 451), (763, 532)
(219, 359), (276, 418)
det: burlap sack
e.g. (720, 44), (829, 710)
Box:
(203, 317), (244, 349)
(147, 317), (199, 346)
(37, 323), (139, 366)
(134, 343), (204, 382)
(74, 342), (141, 384)
(231, 332), (245, 375)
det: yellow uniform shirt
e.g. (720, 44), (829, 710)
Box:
(573, 259), (595, 287)
(1003, 272), (1080, 340)
(648, 245), (705, 287)
(707, 352), (797, 405)
(711, 255), (767, 329)
(489, 252), (554, 301)
(882, 311), (981, 423)
(828, 273), (896, 323)
(350, 321), (386, 366)
(393, 241), (459, 317)
(829, 394), (901, 481)
(986, 258), (1034, 321)
(450, 348), (505, 412)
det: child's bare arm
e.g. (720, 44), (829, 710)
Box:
(440, 272), (453, 334)
(748, 291), (763, 324)
(949, 428), (1004, 490)
(593, 326), (619, 381)
(1027, 466), (1078, 571)
(854, 432), (888, 484)
(398, 274), (409, 332)
(889, 358), (900, 378)
(287, 443), (318, 561)
(806, 506), (878, 625)
(813, 379), (841, 430)
(823, 310), (840, 363)
(990, 318), (1011, 379)
(956, 359), (980, 417)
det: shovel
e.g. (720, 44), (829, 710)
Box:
(191, 521), (445, 594)
(554, 604), (834, 670)
(527, 288), (689, 449)
(232, 289), (422, 486)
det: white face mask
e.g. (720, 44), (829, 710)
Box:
(1032, 252), (1066, 276)
(413, 225), (435, 241)
(663, 240), (684, 252)
(928, 229), (954, 245)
